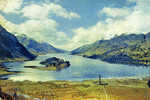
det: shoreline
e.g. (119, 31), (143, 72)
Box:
(72, 54), (150, 67)
(0, 76), (149, 82)
(1, 76), (149, 82)
(0, 59), (26, 78)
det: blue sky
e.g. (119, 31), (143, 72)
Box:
(54, 0), (135, 36)
(0, 0), (150, 50)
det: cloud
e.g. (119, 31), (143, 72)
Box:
(0, 4), (72, 48)
(16, 19), (70, 45)
(0, 0), (7, 11)
(0, 15), (71, 46)
(21, 4), (49, 19)
(16, 19), (58, 35)
(0, 0), (23, 13)
(99, 7), (131, 18)
(21, 3), (80, 19)
(0, 0), (77, 49)
(2, 0), (149, 51)
(72, 23), (103, 44)
(70, 0), (150, 50)
(47, 3), (80, 19)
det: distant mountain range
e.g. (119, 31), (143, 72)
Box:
(71, 33), (150, 66)
(16, 34), (67, 55)
(0, 25), (35, 62)
(1, 22), (150, 66)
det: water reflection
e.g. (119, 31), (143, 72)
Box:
(2, 53), (150, 82)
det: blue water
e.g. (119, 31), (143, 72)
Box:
(2, 53), (150, 82)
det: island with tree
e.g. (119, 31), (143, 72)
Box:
(25, 57), (71, 71)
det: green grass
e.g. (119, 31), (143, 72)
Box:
(0, 78), (150, 100)
(35, 66), (57, 71)
(75, 35), (150, 66)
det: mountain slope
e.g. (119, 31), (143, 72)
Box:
(0, 25), (36, 61)
(72, 33), (150, 66)
(16, 34), (66, 55)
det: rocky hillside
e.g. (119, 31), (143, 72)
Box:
(16, 34), (67, 55)
(0, 25), (35, 61)
(72, 33), (150, 66)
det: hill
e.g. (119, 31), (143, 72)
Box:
(16, 34), (67, 55)
(0, 25), (35, 62)
(72, 33), (150, 66)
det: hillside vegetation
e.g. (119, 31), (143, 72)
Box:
(16, 34), (66, 55)
(0, 25), (35, 61)
(72, 33), (150, 66)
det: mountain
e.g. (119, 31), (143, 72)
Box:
(0, 25), (36, 61)
(16, 34), (67, 55)
(71, 33), (150, 66)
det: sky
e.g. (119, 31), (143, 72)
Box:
(0, 0), (150, 51)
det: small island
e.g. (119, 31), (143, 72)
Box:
(25, 57), (70, 71)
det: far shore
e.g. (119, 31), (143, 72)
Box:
(75, 54), (150, 67)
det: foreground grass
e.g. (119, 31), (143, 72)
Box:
(0, 78), (150, 100)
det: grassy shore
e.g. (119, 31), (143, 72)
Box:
(0, 58), (30, 63)
(0, 78), (150, 100)
(0, 67), (17, 76)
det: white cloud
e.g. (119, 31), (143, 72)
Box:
(16, 19), (70, 45)
(0, 0), (80, 20)
(0, 0), (23, 13)
(19, 19), (70, 45)
(0, 7), (71, 48)
(47, 3), (80, 19)
(15, 2), (78, 46)
(0, 0), (77, 50)
(16, 19), (58, 35)
(127, 0), (136, 3)
(0, 15), (71, 47)
(21, 4), (50, 19)
(0, 0), (6, 11)
(2, 0), (150, 51)
(72, 23), (103, 44)
(21, 3), (80, 19)
(99, 7), (130, 18)
(70, 0), (150, 50)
